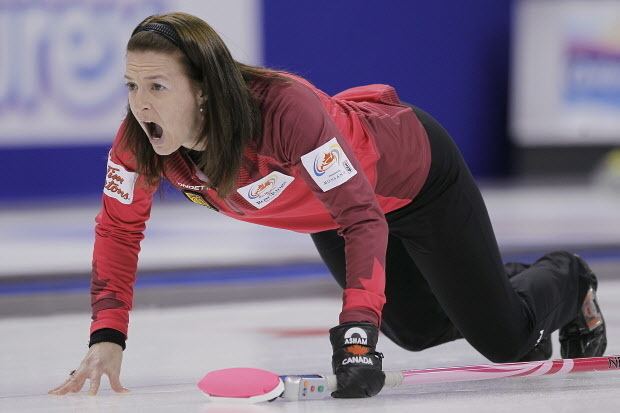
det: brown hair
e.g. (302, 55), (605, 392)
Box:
(123, 12), (285, 197)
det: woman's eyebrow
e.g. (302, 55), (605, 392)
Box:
(123, 74), (170, 81)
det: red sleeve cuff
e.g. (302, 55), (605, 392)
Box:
(340, 287), (385, 326)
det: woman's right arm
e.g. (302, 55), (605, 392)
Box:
(49, 123), (157, 395)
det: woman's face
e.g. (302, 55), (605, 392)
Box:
(125, 50), (205, 155)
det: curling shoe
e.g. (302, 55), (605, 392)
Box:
(559, 257), (607, 359)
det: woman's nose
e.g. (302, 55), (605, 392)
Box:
(133, 89), (151, 112)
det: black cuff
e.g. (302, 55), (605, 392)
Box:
(89, 328), (127, 350)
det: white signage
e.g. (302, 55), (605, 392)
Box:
(0, 0), (261, 147)
(511, 0), (620, 145)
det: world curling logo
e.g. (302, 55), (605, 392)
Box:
(313, 145), (341, 176)
(248, 176), (277, 199)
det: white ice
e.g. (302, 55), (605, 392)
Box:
(1, 279), (620, 413)
(1, 183), (620, 412)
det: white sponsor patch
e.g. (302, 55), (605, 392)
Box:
(300, 137), (357, 192)
(103, 157), (137, 205)
(237, 171), (294, 209)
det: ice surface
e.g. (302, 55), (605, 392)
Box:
(2, 280), (620, 413)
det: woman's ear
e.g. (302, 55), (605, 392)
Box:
(196, 89), (207, 106)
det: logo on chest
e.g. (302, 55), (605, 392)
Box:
(237, 171), (294, 209)
(182, 190), (218, 211)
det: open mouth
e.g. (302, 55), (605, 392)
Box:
(145, 122), (163, 140)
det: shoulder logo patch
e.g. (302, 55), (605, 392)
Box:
(301, 137), (357, 192)
(103, 157), (137, 205)
(237, 171), (294, 209)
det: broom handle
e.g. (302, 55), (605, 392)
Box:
(281, 355), (620, 400)
(391, 354), (620, 387)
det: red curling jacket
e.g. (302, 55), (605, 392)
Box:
(91, 74), (430, 338)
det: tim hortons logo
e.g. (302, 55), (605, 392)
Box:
(105, 166), (130, 201)
(344, 327), (368, 345)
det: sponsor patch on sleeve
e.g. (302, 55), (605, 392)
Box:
(300, 137), (357, 192)
(103, 157), (137, 205)
(237, 171), (294, 209)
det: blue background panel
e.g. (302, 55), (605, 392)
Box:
(0, 145), (109, 202)
(263, 0), (512, 177)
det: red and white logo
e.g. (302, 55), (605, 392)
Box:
(301, 137), (357, 192)
(237, 171), (294, 209)
(103, 156), (136, 205)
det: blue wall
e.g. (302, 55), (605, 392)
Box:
(0, 144), (109, 202)
(0, 1), (512, 203)
(263, 0), (512, 177)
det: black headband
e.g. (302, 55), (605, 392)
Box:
(131, 22), (182, 48)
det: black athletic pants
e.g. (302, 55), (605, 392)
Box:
(311, 106), (594, 362)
